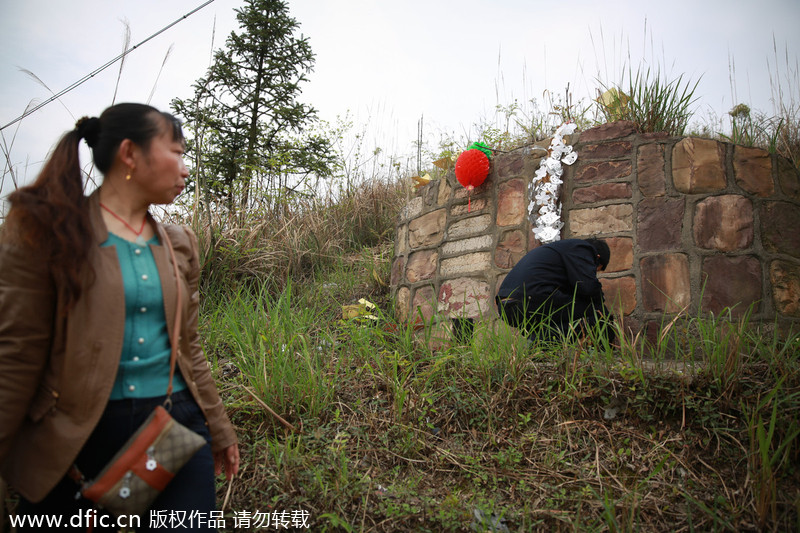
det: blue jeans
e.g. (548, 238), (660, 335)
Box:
(16, 389), (217, 532)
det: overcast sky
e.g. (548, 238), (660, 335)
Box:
(1, 0), (798, 196)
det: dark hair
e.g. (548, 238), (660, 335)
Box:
(4, 103), (184, 310)
(88, 103), (184, 172)
(586, 238), (610, 271)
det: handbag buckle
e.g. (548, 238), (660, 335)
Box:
(119, 472), (133, 499)
(146, 446), (158, 471)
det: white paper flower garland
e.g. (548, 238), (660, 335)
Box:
(528, 122), (578, 243)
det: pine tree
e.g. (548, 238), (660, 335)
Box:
(172, 0), (333, 216)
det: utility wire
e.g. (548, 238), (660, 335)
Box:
(0, 0), (216, 132)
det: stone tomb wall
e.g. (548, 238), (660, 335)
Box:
(391, 121), (800, 338)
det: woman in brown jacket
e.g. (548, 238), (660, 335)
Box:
(0, 103), (239, 531)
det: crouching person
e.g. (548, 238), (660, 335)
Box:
(495, 238), (616, 346)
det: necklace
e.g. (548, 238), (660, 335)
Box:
(100, 202), (148, 246)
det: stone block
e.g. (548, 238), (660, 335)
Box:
(605, 237), (633, 272)
(638, 197), (684, 252)
(440, 252), (492, 277)
(451, 198), (488, 216)
(580, 141), (633, 161)
(396, 224), (408, 255)
(495, 152), (524, 180)
(572, 183), (632, 204)
(495, 273), (508, 295)
(438, 277), (492, 318)
(701, 256), (762, 315)
(528, 228), (545, 250)
(600, 276), (637, 316)
(641, 254), (691, 313)
(639, 132), (670, 141)
(578, 121), (637, 143)
(400, 196), (424, 221)
(637, 143), (666, 197)
(526, 154), (545, 175)
(423, 180), (439, 206)
(447, 214), (492, 239)
(777, 156), (800, 200)
(408, 209), (446, 248)
(770, 260), (800, 317)
(495, 230), (526, 269)
(405, 250), (438, 283)
(496, 179), (527, 227)
(391, 256), (405, 286)
(734, 146), (774, 197)
(570, 204), (633, 235)
(575, 160), (632, 183)
(762, 201), (800, 257)
(438, 177), (452, 205)
(396, 286), (410, 322)
(412, 285), (437, 323)
(672, 137), (726, 193)
(693, 195), (753, 251)
(442, 235), (493, 256)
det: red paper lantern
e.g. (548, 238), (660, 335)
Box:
(455, 149), (490, 191)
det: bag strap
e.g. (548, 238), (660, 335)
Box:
(160, 228), (183, 409)
(69, 227), (185, 490)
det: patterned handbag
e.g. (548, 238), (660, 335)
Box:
(70, 229), (205, 517)
(77, 405), (205, 516)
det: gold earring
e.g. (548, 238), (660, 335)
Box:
(125, 173), (131, 181)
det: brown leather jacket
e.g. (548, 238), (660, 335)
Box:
(0, 191), (237, 502)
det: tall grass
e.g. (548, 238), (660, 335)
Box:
(597, 65), (701, 136)
(205, 281), (337, 421)
(688, 38), (800, 168)
(202, 258), (800, 530)
(766, 36), (800, 168)
(185, 177), (406, 299)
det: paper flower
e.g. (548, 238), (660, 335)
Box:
(562, 151), (578, 165)
(527, 122), (578, 243)
(533, 225), (561, 243)
(555, 122), (578, 137)
(534, 190), (551, 204)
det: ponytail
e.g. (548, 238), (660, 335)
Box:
(5, 121), (94, 309)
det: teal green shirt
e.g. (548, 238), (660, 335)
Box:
(102, 233), (187, 400)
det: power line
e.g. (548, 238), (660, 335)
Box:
(0, 0), (217, 132)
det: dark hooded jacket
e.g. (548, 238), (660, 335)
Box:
(497, 239), (605, 310)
